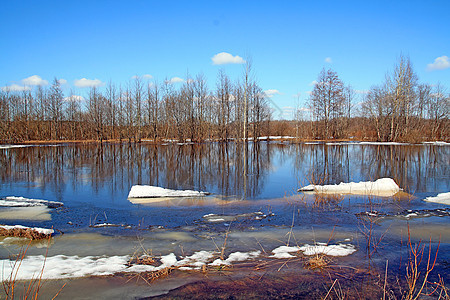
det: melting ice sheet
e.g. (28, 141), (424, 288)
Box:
(424, 192), (450, 205)
(0, 207), (51, 221)
(128, 185), (208, 199)
(298, 178), (400, 197)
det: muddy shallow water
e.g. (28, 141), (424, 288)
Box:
(0, 142), (448, 299)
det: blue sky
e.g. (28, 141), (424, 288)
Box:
(1, 0), (449, 119)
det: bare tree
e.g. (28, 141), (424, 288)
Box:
(48, 78), (64, 140)
(308, 68), (345, 139)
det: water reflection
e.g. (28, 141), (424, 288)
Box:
(0, 143), (448, 203)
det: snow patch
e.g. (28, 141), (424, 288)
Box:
(271, 244), (356, 258)
(128, 185), (208, 198)
(299, 243), (356, 256)
(424, 192), (450, 205)
(298, 178), (400, 197)
(209, 251), (261, 266)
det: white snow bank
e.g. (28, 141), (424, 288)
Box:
(0, 196), (63, 208)
(128, 185), (208, 198)
(0, 225), (54, 235)
(270, 243), (356, 259)
(298, 178), (400, 197)
(424, 192), (450, 205)
(359, 141), (408, 146)
(0, 145), (33, 149)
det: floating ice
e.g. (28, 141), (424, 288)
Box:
(424, 192), (450, 205)
(128, 185), (208, 198)
(0, 196), (63, 208)
(298, 178), (400, 197)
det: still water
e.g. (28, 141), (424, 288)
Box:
(0, 142), (448, 298)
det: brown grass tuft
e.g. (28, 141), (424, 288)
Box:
(0, 227), (52, 240)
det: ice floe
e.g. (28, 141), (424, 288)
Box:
(298, 178), (400, 197)
(0, 196), (63, 208)
(128, 185), (209, 198)
(424, 192), (450, 205)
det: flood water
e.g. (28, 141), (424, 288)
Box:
(0, 142), (449, 299)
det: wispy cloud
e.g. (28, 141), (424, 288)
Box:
(427, 55), (450, 71)
(264, 89), (281, 97)
(212, 52), (245, 65)
(22, 75), (48, 86)
(131, 74), (153, 80)
(167, 77), (184, 84)
(74, 78), (104, 88)
(309, 80), (318, 86)
(324, 57), (332, 64)
(1, 84), (32, 92)
(58, 78), (68, 85)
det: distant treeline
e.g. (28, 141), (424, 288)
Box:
(1, 56), (448, 143)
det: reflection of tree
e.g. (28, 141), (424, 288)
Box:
(1, 144), (448, 200)
(0, 143), (274, 200)
(292, 144), (448, 193)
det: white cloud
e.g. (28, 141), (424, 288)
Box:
(131, 74), (153, 80)
(58, 78), (68, 85)
(212, 52), (245, 65)
(324, 57), (332, 64)
(168, 77), (184, 84)
(264, 89), (281, 97)
(355, 89), (369, 94)
(74, 78), (104, 88)
(427, 56), (450, 71)
(309, 80), (318, 86)
(64, 95), (85, 102)
(1, 84), (32, 92)
(22, 75), (48, 86)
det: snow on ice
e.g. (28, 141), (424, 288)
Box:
(128, 185), (209, 198)
(298, 178), (400, 197)
(424, 192), (450, 205)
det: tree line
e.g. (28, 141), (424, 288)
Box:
(0, 63), (271, 143)
(1, 56), (448, 143)
(307, 55), (448, 142)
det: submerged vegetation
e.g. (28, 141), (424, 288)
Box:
(0, 56), (448, 144)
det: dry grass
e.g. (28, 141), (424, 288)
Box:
(2, 238), (65, 299)
(304, 253), (331, 270)
(0, 227), (52, 240)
